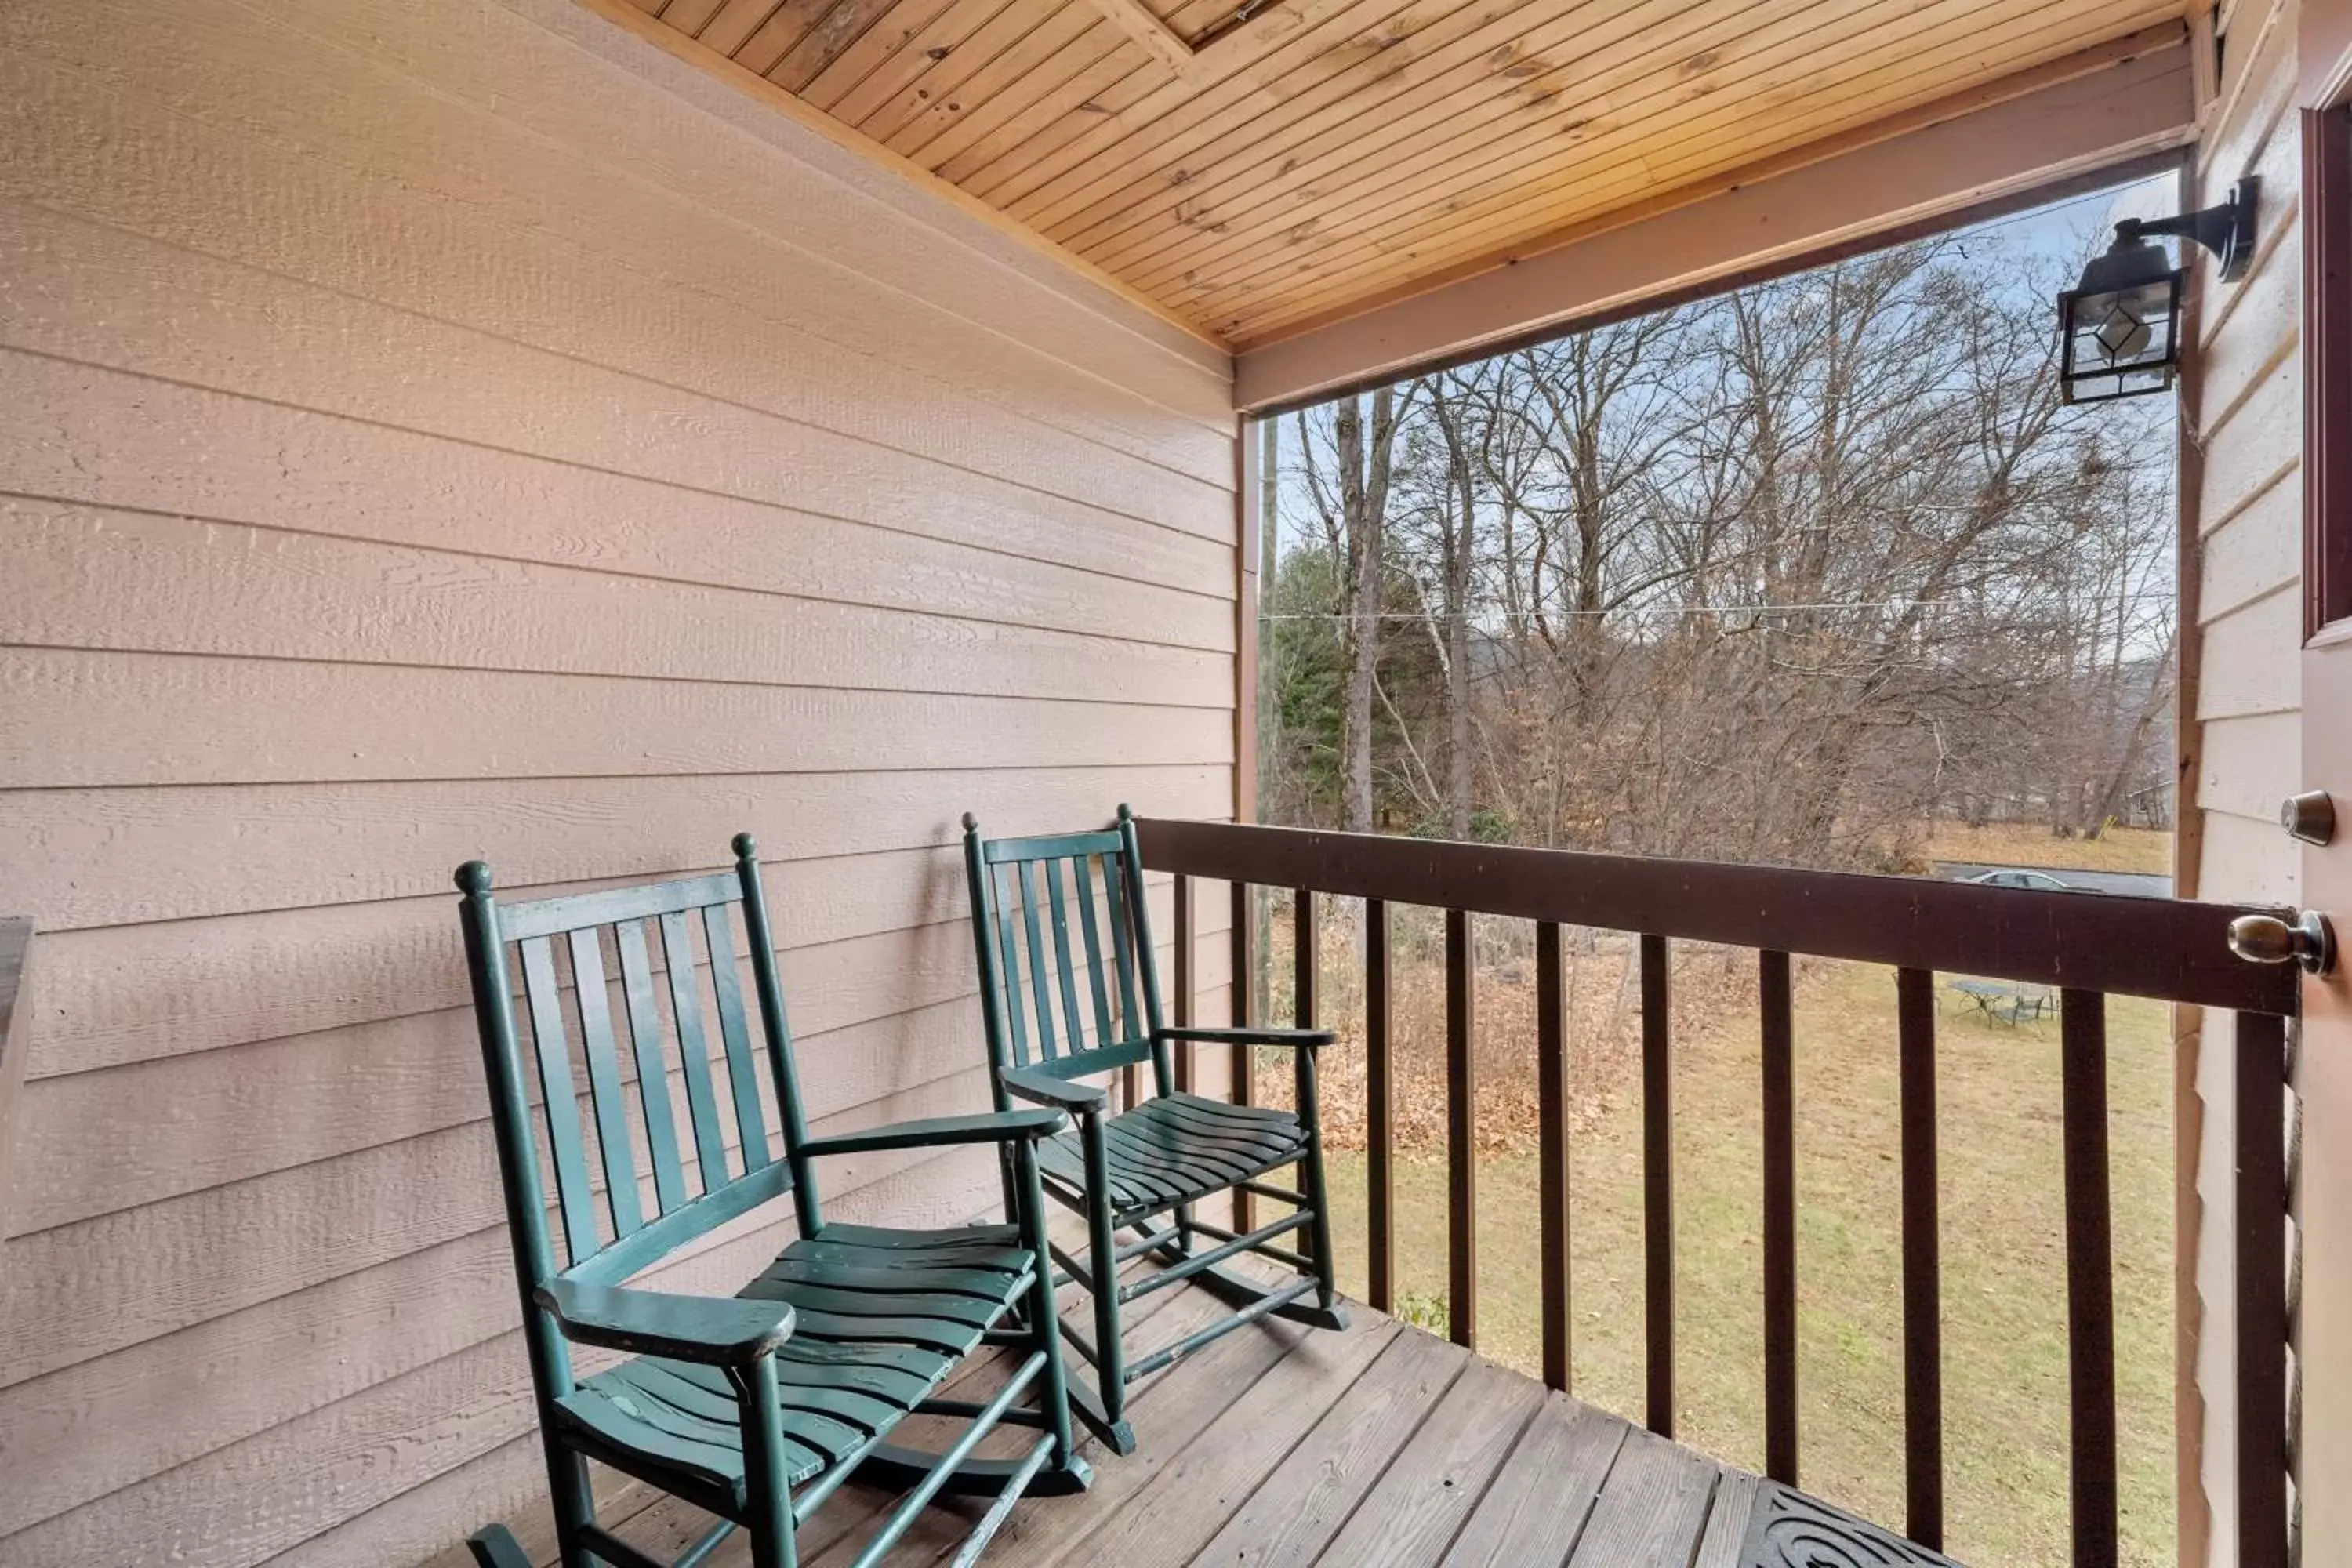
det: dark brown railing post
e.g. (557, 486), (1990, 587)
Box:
(1172, 873), (1193, 1094)
(1642, 932), (1675, 1436)
(1232, 879), (1254, 1233)
(2235, 1008), (2290, 1568)
(1293, 888), (1317, 1256)
(1537, 920), (1570, 1392)
(2060, 989), (2118, 1568)
(1760, 949), (1798, 1486)
(1447, 907), (1476, 1348)
(1896, 966), (1944, 1551)
(1365, 898), (1394, 1313)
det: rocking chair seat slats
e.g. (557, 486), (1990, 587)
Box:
(557, 1221), (1040, 1510)
(1036, 1094), (1311, 1222)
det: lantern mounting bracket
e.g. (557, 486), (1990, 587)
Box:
(2111, 178), (2259, 281)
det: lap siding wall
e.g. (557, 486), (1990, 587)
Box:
(0, 2), (1240, 1562)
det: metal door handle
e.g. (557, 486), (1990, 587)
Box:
(2228, 910), (2336, 975)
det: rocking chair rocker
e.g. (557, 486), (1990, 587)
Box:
(456, 835), (1088, 1568)
(961, 805), (1346, 1456)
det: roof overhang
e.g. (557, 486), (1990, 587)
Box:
(1236, 25), (2198, 414)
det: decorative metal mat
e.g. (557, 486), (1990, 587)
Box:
(1740, 1483), (1967, 1566)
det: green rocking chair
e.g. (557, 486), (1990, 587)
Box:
(961, 806), (1345, 1456)
(457, 835), (1090, 1568)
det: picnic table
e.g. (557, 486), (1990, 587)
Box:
(1947, 976), (2054, 1026)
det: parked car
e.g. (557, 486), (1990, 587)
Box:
(1965, 868), (2073, 891)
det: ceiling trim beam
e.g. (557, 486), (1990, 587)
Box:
(1085, 0), (1196, 72)
(1233, 25), (2200, 414)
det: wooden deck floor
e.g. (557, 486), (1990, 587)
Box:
(454, 1270), (1776, 1568)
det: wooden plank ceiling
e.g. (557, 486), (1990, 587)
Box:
(607, 0), (2187, 348)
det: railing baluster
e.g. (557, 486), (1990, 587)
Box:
(1366, 897), (1395, 1313)
(1294, 889), (1318, 1257)
(1896, 966), (1944, 1551)
(2060, 988), (2118, 1568)
(1232, 878), (1254, 1233)
(2235, 1008), (2290, 1568)
(1642, 931), (1675, 1436)
(1172, 873), (1193, 1094)
(1537, 920), (1570, 1392)
(1760, 948), (1797, 1486)
(1447, 907), (1476, 1348)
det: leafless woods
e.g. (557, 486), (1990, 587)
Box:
(1265, 232), (2176, 869)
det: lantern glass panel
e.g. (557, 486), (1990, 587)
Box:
(2059, 270), (2182, 403)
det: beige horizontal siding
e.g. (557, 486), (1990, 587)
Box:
(0, 0), (1240, 1560)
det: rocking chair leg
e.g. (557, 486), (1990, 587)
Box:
(466, 1526), (535, 1568)
(1077, 1116), (1137, 1455)
(1165, 1202), (1196, 1261)
(1297, 1070), (1341, 1314)
(734, 1356), (799, 1568)
(547, 1445), (599, 1568)
(1014, 1141), (1094, 1487)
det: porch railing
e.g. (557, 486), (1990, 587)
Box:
(1134, 819), (2296, 1568)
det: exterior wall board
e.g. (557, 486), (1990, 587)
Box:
(0, 1), (1240, 1561)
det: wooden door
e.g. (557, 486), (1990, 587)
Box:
(2295, 98), (2352, 1566)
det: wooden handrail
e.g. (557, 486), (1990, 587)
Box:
(1135, 819), (2294, 1568)
(0, 917), (35, 1237)
(1136, 818), (2299, 1014)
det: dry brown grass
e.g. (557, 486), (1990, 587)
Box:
(1926, 820), (2173, 877)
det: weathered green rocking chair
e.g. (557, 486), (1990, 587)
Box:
(961, 806), (1345, 1455)
(457, 834), (1089, 1568)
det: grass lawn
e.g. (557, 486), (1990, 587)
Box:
(1305, 960), (2176, 1568)
(1926, 820), (2173, 877)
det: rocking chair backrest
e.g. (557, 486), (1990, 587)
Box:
(455, 835), (819, 1316)
(963, 805), (1170, 1101)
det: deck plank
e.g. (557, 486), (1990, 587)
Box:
(1690, 1469), (1764, 1568)
(1439, 1393), (1628, 1568)
(897, 1305), (1313, 1565)
(1316, 1356), (1547, 1568)
(1186, 1327), (1472, 1568)
(1063, 1316), (1403, 1566)
(1565, 1427), (1722, 1568)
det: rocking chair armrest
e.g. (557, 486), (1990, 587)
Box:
(800, 1108), (1067, 1159)
(1156, 1025), (1336, 1052)
(999, 1063), (1110, 1115)
(536, 1278), (795, 1368)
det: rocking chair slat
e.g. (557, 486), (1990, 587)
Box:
(1100, 852), (1143, 1044)
(658, 909), (731, 1192)
(702, 902), (770, 1171)
(1017, 860), (1058, 1060)
(518, 935), (601, 1264)
(568, 926), (644, 1240)
(1044, 859), (1089, 1054)
(615, 917), (688, 1215)
(1071, 855), (1117, 1050)
(993, 862), (1032, 1067)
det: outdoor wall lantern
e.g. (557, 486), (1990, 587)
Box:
(2056, 180), (2259, 404)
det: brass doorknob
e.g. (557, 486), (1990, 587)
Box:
(2228, 910), (2336, 975)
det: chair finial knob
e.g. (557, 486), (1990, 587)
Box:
(961, 811), (978, 833)
(731, 832), (757, 860)
(456, 860), (494, 895)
